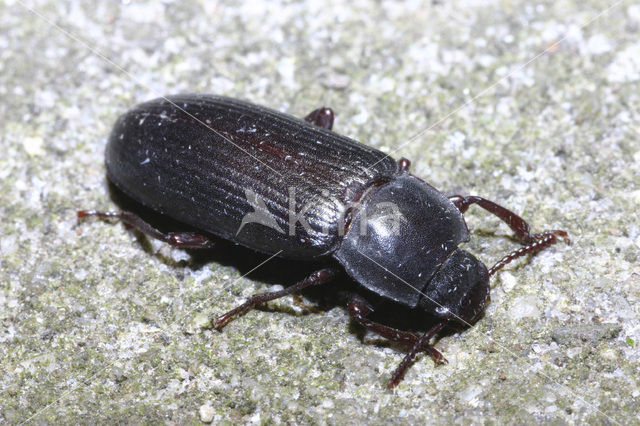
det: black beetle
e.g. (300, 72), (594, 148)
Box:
(79, 94), (569, 388)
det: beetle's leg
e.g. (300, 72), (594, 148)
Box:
(347, 295), (447, 378)
(388, 322), (446, 389)
(304, 107), (334, 130)
(213, 268), (336, 330)
(77, 210), (217, 249)
(448, 195), (570, 246)
(293, 294), (323, 313)
(397, 158), (411, 173)
(488, 231), (568, 276)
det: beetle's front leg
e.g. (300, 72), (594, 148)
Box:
(388, 322), (446, 388)
(213, 268), (336, 330)
(347, 294), (447, 388)
(448, 195), (569, 245)
(77, 210), (217, 249)
(447, 196), (570, 276)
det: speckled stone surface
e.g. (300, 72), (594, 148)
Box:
(1, 0), (639, 423)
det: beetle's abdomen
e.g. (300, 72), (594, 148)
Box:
(106, 95), (398, 259)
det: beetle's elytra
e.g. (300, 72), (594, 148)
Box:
(79, 94), (570, 388)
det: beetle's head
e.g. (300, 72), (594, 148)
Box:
(419, 249), (490, 326)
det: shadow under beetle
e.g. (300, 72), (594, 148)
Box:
(79, 95), (570, 388)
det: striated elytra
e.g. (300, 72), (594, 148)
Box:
(79, 95), (569, 388)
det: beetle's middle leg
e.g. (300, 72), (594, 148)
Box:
(213, 268), (336, 330)
(347, 294), (447, 387)
(77, 210), (217, 249)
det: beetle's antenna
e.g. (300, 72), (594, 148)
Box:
(488, 230), (570, 276)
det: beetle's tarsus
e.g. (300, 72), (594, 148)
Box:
(488, 230), (570, 276)
(387, 322), (446, 389)
(347, 295), (447, 388)
(77, 209), (217, 249)
(530, 230), (571, 245)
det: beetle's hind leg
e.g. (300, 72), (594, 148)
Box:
(213, 268), (336, 330)
(347, 294), (447, 388)
(77, 210), (217, 249)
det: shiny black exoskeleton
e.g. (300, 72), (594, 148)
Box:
(79, 95), (569, 388)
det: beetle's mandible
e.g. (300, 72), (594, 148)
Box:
(79, 94), (570, 388)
